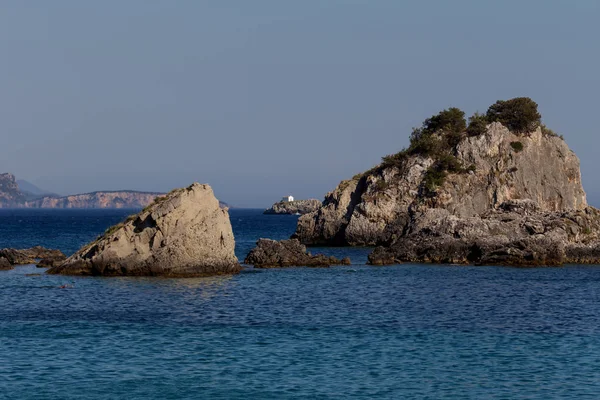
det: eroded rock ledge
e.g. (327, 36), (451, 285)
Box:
(368, 200), (600, 266)
(244, 238), (350, 268)
(48, 183), (240, 277)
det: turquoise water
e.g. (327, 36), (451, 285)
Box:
(2, 209), (600, 399)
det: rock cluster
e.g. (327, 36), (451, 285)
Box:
(0, 246), (66, 266)
(294, 122), (599, 266)
(48, 183), (240, 277)
(264, 199), (322, 215)
(244, 238), (350, 268)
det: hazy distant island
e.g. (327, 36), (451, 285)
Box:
(291, 97), (600, 266)
(0, 173), (229, 209)
(264, 195), (321, 215)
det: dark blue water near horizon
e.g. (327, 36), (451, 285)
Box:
(2, 209), (600, 399)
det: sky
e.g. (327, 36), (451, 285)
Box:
(1, 1), (599, 208)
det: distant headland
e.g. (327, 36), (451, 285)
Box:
(0, 173), (228, 209)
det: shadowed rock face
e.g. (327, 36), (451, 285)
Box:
(48, 183), (240, 277)
(295, 123), (587, 247)
(244, 239), (351, 268)
(264, 199), (322, 215)
(0, 257), (12, 271)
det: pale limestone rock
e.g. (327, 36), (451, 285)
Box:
(48, 183), (240, 277)
(294, 123), (587, 248)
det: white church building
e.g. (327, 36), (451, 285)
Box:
(281, 195), (294, 202)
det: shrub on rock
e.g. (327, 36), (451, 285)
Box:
(466, 112), (488, 137)
(486, 97), (541, 133)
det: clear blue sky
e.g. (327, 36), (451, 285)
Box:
(1, 1), (599, 207)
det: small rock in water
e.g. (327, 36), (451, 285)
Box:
(244, 238), (350, 268)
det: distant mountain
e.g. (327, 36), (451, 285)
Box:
(16, 179), (58, 197)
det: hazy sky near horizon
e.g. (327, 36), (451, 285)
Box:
(1, 1), (599, 207)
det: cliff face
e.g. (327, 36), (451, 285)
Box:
(0, 173), (25, 206)
(264, 199), (322, 215)
(24, 191), (162, 209)
(294, 123), (587, 247)
(48, 183), (240, 277)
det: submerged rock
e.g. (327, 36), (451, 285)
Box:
(244, 238), (351, 268)
(264, 199), (322, 215)
(48, 183), (240, 277)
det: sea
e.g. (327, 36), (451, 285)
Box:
(2, 208), (600, 399)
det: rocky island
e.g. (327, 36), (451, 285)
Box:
(293, 97), (600, 266)
(48, 183), (241, 277)
(264, 198), (321, 215)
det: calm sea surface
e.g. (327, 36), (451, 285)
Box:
(1, 209), (600, 399)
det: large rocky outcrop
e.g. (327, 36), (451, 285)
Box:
(295, 123), (587, 247)
(244, 238), (350, 268)
(293, 118), (599, 266)
(264, 199), (322, 215)
(48, 183), (240, 277)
